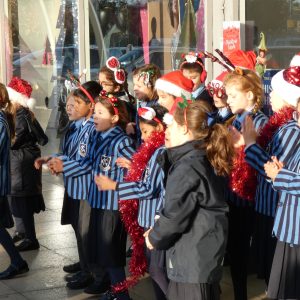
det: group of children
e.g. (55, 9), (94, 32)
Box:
(0, 49), (300, 300)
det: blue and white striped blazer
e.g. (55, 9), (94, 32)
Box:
(62, 118), (96, 201)
(245, 120), (300, 218)
(0, 111), (10, 196)
(117, 146), (165, 228)
(228, 110), (268, 207)
(64, 126), (135, 210)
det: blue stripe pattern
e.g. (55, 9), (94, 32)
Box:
(117, 147), (165, 228)
(64, 126), (135, 210)
(62, 118), (96, 200)
(245, 120), (300, 218)
(0, 112), (10, 196)
(271, 146), (300, 245)
(228, 111), (268, 207)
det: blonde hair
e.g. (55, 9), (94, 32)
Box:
(174, 101), (234, 176)
(224, 69), (263, 113)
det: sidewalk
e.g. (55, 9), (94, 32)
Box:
(0, 129), (267, 299)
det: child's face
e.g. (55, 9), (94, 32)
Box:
(269, 90), (286, 113)
(133, 75), (153, 101)
(182, 69), (201, 90)
(66, 96), (81, 121)
(99, 72), (118, 93)
(165, 118), (185, 148)
(139, 122), (160, 142)
(157, 90), (176, 112)
(225, 83), (253, 114)
(213, 94), (228, 109)
(93, 102), (116, 132)
(74, 96), (93, 119)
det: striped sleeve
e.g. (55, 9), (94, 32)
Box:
(117, 150), (163, 200)
(118, 136), (135, 160)
(273, 168), (300, 195)
(246, 127), (300, 177)
(0, 123), (7, 153)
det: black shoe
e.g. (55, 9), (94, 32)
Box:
(99, 290), (132, 300)
(12, 232), (25, 244)
(65, 270), (86, 283)
(66, 273), (94, 290)
(16, 239), (40, 252)
(84, 280), (111, 295)
(0, 261), (29, 280)
(63, 261), (81, 273)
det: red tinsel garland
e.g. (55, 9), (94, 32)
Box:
(229, 106), (295, 201)
(113, 131), (165, 293)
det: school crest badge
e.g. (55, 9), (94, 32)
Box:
(100, 155), (112, 171)
(79, 142), (87, 157)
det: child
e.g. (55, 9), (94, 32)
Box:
(53, 91), (135, 300)
(223, 68), (268, 300)
(241, 66), (300, 300)
(47, 81), (104, 292)
(180, 52), (213, 104)
(144, 100), (234, 300)
(0, 83), (29, 279)
(155, 70), (194, 114)
(96, 105), (169, 300)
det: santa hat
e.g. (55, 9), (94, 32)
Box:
(7, 77), (36, 109)
(290, 52), (300, 67)
(155, 70), (194, 98)
(271, 66), (300, 107)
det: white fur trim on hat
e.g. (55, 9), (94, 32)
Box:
(155, 79), (191, 99)
(271, 70), (300, 107)
(7, 87), (36, 109)
(290, 53), (300, 67)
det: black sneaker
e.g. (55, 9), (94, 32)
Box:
(63, 262), (81, 273)
(0, 261), (29, 280)
(12, 232), (25, 244)
(16, 239), (40, 252)
(65, 270), (83, 282)
(66, 273), (93, 290)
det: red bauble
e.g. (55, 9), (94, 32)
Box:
(107, 56), (120, 69)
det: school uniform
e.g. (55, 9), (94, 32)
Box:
(226, 110), (268, 300)
(193, 84), (214, 108)
(117, 146), (169, 298)
(149, 140), (228, 300)
(245, 119), (300, 291)
(216, 107), (235, 127)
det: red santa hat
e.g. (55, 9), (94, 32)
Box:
(155, 70), (194, 98)
(290, 52), (300, 67)
(7, 77), (36, 109)
(271, 66), (300, 107)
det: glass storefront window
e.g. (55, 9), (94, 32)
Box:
(246, 0), (300, 69)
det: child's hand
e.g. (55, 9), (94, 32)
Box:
(242, 116), (257, 146)
(94, 174), (117, 191)
(126, 122), (136, 135)
(228, 126), (245, 148)
(143, 228), (154, 250)
(34, 156), (50, 169)
(264, 156), (284, 181)
(47, 157), (63, 174)
(116, 157), (131, 169)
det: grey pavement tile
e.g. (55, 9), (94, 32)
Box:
(0, 293), (27, 299)
(34, 210), (61, 224)
(35, 221), (73, 237)
(38, 232), (77, 250)
(0, 282), (15, 296)
(54, 247), (79, 262)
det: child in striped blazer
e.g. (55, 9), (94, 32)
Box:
(54, 91), (135, 300)
(223, 69), (268, 300)
(242, 66), (300, 300)
(46, 81), (104, 291)
(96, 105), (169, 300)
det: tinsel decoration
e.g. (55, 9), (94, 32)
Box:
(113, 131), (165, 294)
(230, 106), (295, 200)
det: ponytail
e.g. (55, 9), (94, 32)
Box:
(206, 123), (234, 176)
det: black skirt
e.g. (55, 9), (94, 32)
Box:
(167, 281), (221, 300)
(252, 212), (277, 283)
(267, 241), (300, 299)
(60, 191), (80, 226)
(88, 208), (127, 267)
(10, 194), (45, 217)
(0, 196), (14, 229)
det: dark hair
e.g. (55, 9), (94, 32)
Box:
(96, 96), (129, 131)
(139, 104), (168, 127)
(181, 61), (204, 74)
(0, 83), (15, 140)
(99, 66), (135, 104)
(73, 81), (102, 104)
(174, 101), (234, 176)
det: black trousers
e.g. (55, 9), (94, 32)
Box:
(227, 204), (254, 300)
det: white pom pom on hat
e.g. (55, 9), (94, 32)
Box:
(290, 52), (300, 67)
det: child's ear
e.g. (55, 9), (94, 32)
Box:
(111, 114), (119, 124)
(246, 91), (254, 102)
(113, 85), (121, 93)
(156, 123), (164, 132)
